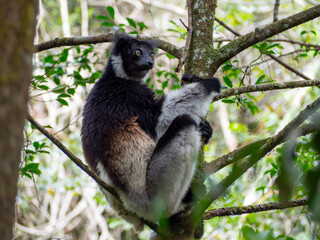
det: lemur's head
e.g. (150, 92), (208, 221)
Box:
(111, 34), (155, 80)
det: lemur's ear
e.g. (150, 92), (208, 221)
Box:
(112, 33), (131, 54)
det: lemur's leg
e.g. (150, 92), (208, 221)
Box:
(146, 114), (201, 218)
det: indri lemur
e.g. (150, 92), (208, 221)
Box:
(81, 34), (221, 230)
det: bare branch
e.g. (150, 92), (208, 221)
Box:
(34, 33), (183, 59)
(211, 5), (320, 72)
(212, 79), (320, 102)
(273, 0), (280, 22)
(175, 0), (193, 72)
(267, 54), (311, 80)
(204, 199), (307, 220)
(215, 17), (241, 37)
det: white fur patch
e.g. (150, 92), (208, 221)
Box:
(111, 55), (131, 80)
(97, 162), (113, 185)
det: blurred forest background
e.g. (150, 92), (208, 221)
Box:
(16, 0), (320, 239)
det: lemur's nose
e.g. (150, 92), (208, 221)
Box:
(147, 60), (154, 68)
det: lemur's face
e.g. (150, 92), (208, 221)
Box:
(114, 38), (155, 79)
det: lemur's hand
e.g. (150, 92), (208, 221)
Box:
(199, 120), (213, 145)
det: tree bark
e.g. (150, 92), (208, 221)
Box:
(0, 0), (38, 239)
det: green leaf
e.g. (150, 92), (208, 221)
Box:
(25, 150), (36, 154)
(259, 42), (268, 51)
(242, 225), (258, 240)
(162, 81), (168, 90)
(223, 76), (233, 88)
(21, 163), (41, 177)
(127, 18), (137, 29)
(38, 85), (49, 91)
(58, 93), (71, 98)
(129, 30), (139, 35)
(56, 67), (64, 76)
(57, 98), (69, 106)
(60, 49), (69, 62)
(222, 99), (236, 104)
(265, 43), (281, 50)
(44, 55), (54, 63)
(53, 75), (60, 85)
(106, 6), (115, 19)
(91, 72), (101, 80)
(255, 74), (265, 84)
(138, 22), (148, 30)
(67, 88), (75, 95)
(33, 142), (40, 150)
(52, 84), (67, 93)
(165, 53), (176, 59)
(73, 71), (83, 80)
(96, 15), (111, 21)
(101, 21), (114, 27)
(222, 64), (232, 72)
(300, 30), (307, 35)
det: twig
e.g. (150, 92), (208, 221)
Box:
(204, 199), (307, 220)
(268, 53), (311, 80)
(273, 0), (280, 22)
(175, 0), (193, 72)
(212, 79), (320, 102)
(193, 95), (320, 219)
(215, 17), (241, 37)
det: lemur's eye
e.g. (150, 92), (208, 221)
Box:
(135, 50), (141, 56)
(150, 53), (154, 59)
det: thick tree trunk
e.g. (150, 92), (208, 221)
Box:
(0, 0), (38, 239)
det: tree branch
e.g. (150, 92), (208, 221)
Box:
(203, 122), (320, 176)
(213, 38), (320, 50)
(34, 33), (183, 59)
(212, 79), (320, 102)
(175, 0), (193, 72)
(193, 95), (320, 219)
(211, 4), (320, 73)
(273, 0), (280, 22)
(203, 199), (307, 220)
(26, 113), (119, 198)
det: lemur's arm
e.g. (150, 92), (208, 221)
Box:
(156, 74), (221, 139)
